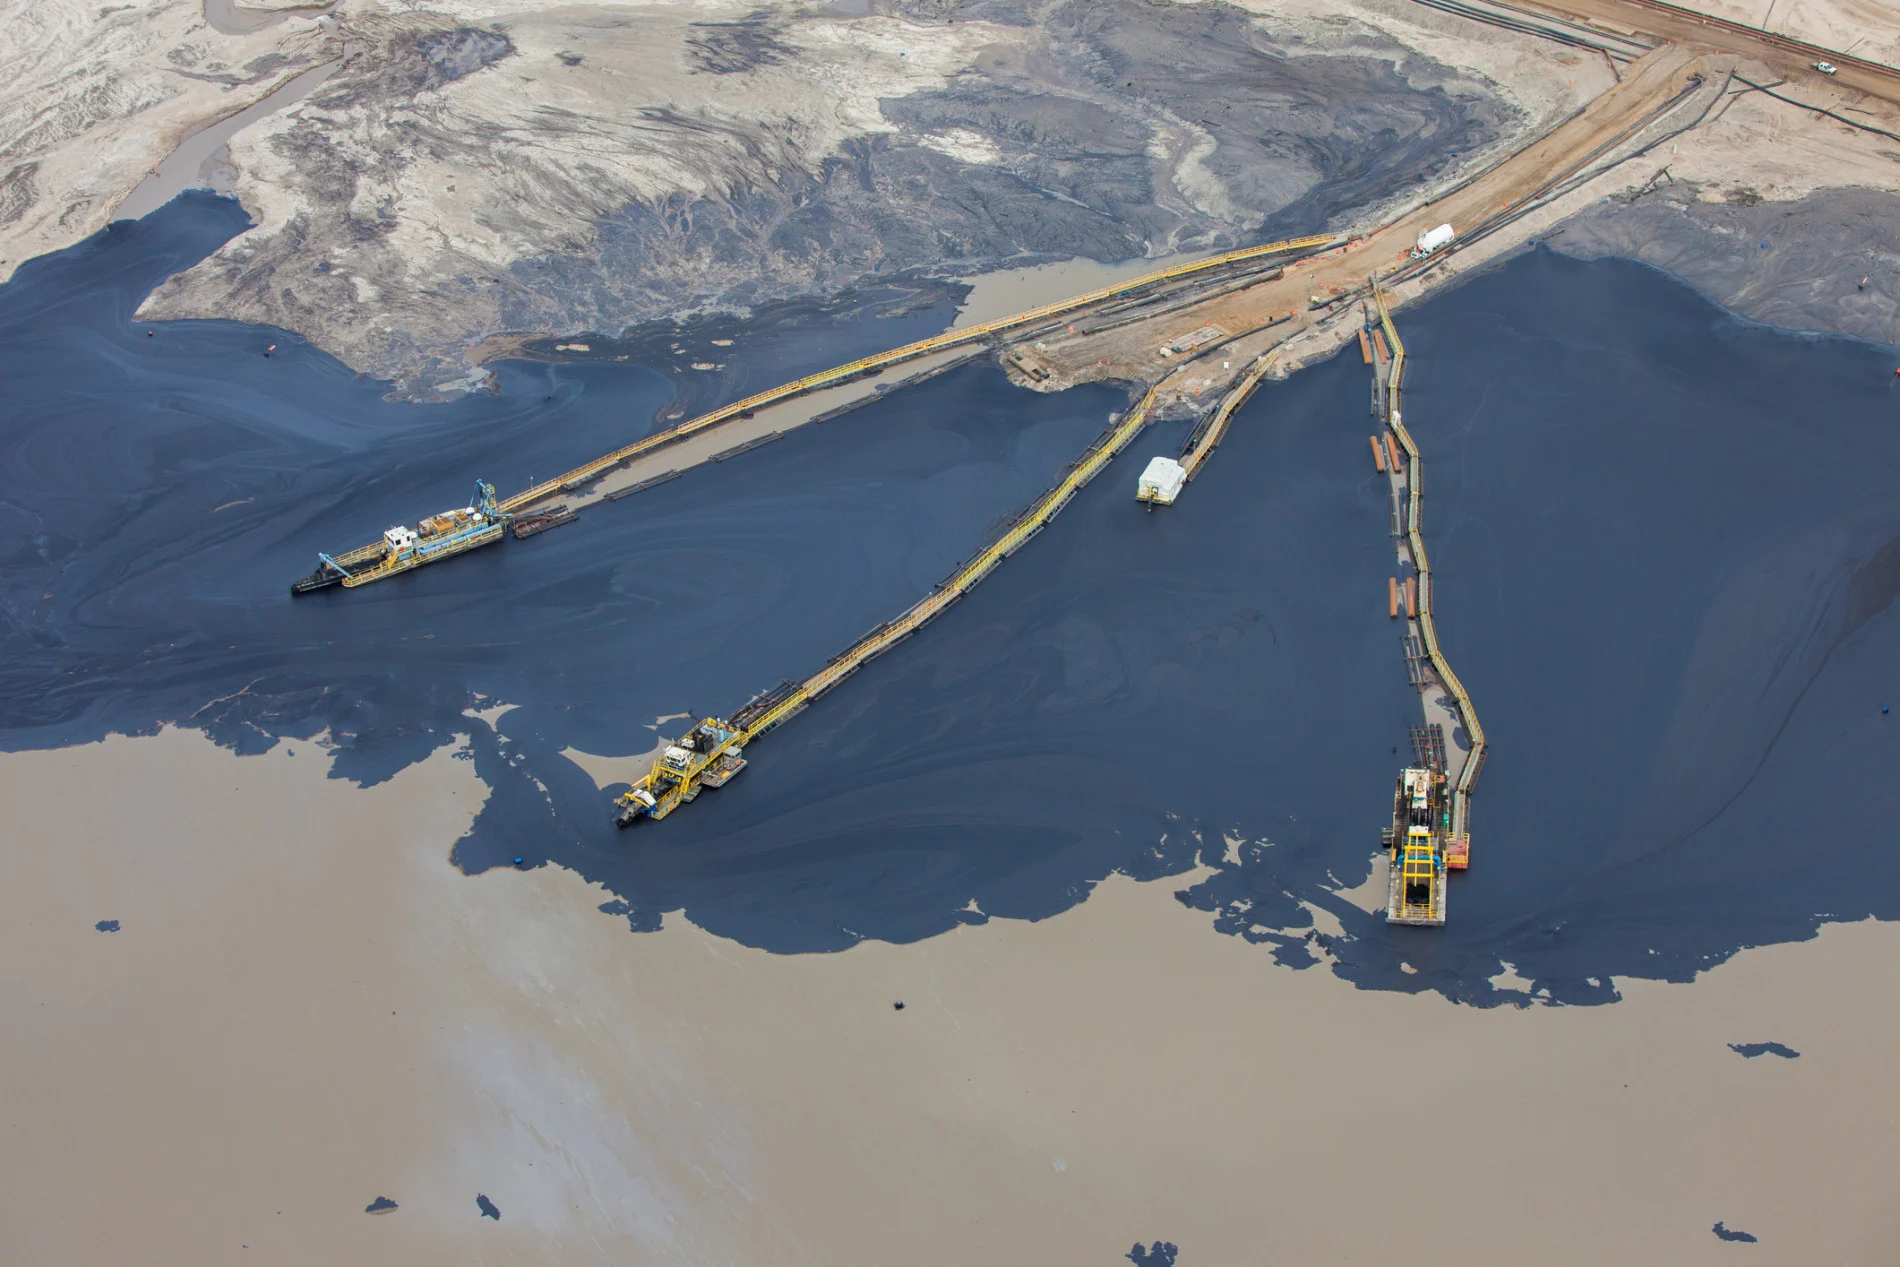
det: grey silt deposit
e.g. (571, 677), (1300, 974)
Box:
(1550, 183), (1900, 346)
(138, 0), (1513, 397)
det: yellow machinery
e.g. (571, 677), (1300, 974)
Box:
(1383, 767), (1447, 927)
(291, 480), (509, 594)
(616, 685), (809, 826)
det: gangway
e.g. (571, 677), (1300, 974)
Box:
(1370, 285), (1487, 916)
(616, 385), (1166, 825)
(1135, 349), (1280, 507)
(298, 234), (1336, 593)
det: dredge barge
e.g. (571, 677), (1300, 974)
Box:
(291, 480), (509, 595)
(615, 684), (802, 826)
(1383, 763), (1449, 927)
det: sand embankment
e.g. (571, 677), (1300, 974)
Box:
(1, 726), (1894, 1264)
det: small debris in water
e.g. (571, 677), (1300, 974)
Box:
(1711, 1222), (1758, 1243)
(94, 919), (120, 932)
(365, 1196), (398, 1214)
(892, 1001), (905, 1010)
(476, 1194), (501, 1221)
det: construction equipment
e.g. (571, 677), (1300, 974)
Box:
(291, 480), (509, 594)
(1382, 767), (1449, 926)
(615, 716), (752, 825)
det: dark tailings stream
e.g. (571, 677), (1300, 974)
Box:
(4, 197), (1897, 1002)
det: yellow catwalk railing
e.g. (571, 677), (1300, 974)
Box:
(734, 385), (1166, 743)
(1181, 350), (1278, 480)
(490, 233), (1335, 515)
(1375, 286), (1487, 847)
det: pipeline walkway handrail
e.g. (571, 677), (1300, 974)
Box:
(800, 384), (1162, 702)
(730, 384), (1168, 745)
(1181, 350), (1278, 479)
(1374, 288), (1488, 844)
(492, 234), (1336, 516)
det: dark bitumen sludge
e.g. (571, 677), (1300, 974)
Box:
(1728, 1042), (1799, 1059)
(2, 198), (1898, 1004)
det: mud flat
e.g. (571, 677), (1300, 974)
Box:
(1549, 183), (1900, 344)
(130, 0), (1545, 396)
(1, 725), (1894, 1265)
(0, 0), (333, 279)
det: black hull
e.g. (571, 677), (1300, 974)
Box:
(290, 567), (347, 596)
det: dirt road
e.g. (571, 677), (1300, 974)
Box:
(1526, 0), (1900, 103)
(1024, 44), (1716, 394)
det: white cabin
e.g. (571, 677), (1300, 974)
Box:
(1136, 456), (1188, 505)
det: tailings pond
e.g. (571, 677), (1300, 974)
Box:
(3, 195), (1897, 1001)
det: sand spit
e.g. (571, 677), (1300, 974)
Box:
(2, 726), (1895, 1264)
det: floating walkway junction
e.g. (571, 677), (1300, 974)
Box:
(612, 285), (1488, 938)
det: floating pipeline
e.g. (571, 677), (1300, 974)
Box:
(611, 384), (1166, 827)
(509, 505), (578, 539)
(294, 234), (1337, 595)
(710, 431), (783, 463)
(604, 469), (682, 500)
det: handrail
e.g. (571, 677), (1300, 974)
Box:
(788, 384), (1163, 711)
(494, 234), (1336, 514)
(1181, 351), (1278, 478)
(1374, 286), (1488, 846)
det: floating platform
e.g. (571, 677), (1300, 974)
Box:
(1383, 766), (1449, 927)
(1136, 456), (1187, 506)
(604, 469), (682, 501)
(711, 431), (782, 463)
(615, 718), (748, 826)
(510, 505), (577, 539)
(291, 480), (508, 594)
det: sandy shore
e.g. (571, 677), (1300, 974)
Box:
(2, 726), (1895, 1264)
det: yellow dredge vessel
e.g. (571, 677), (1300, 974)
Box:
(1382, 765), (1449, 927)
(290, 481), (510, 595)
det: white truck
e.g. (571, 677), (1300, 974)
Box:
(1411, 223), (1455, 259)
